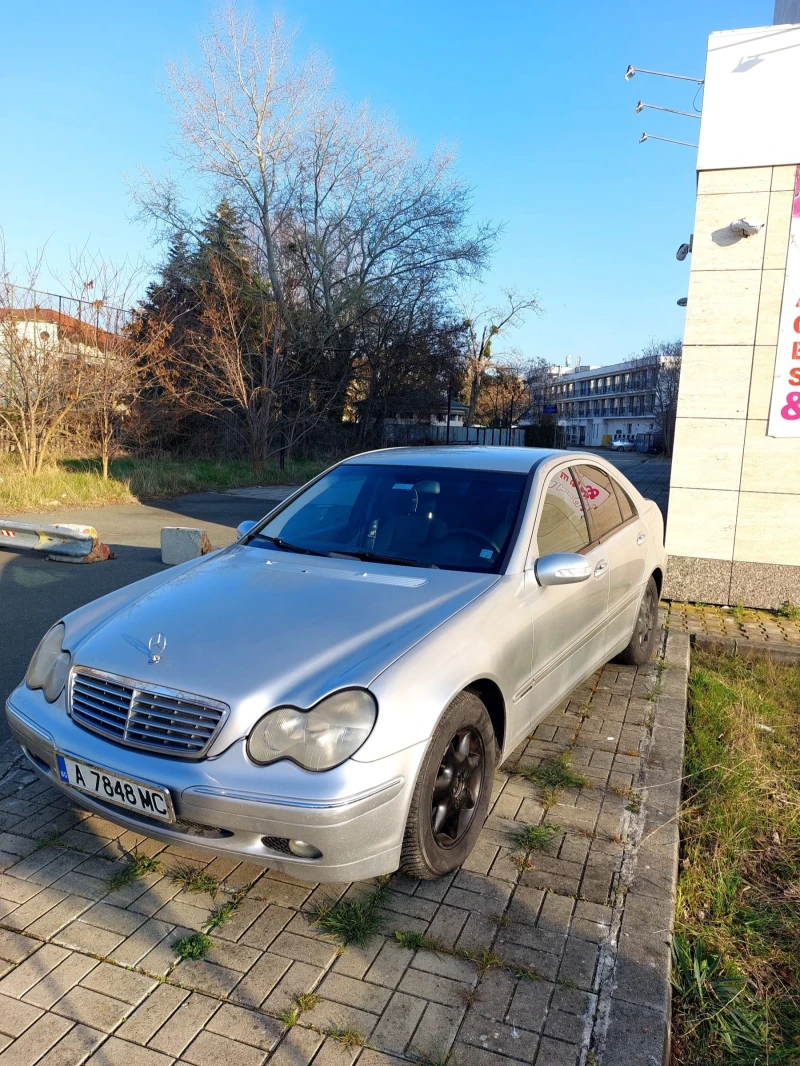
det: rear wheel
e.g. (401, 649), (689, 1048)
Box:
(615, 576), (659, 665)
(400, 691), (496, 879)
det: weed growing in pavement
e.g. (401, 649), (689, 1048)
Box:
(280, 1007), (300, 1028)
(778, 600), (800, 622)
(509, 753), (589, 806)
(170, 864), (220, 896)
(460, 949), (503, 976)
(108, 852), (160, 890)
(204, 883), (253, 933)
(461, 987), (481, 1006)
(33, 832), (63, 851)
(394, 930), (437, 951)
(414, 1048), (457, 1066)
(511, 964), (542, 981)
(672, 649), (800, 1063)
(310, 878), (389, 946)
(731, 603), (746, 624)
(327, 1027), (368, 1050)
(173, 933), (211, 960)
(507, 822), (560, 853)
(491, 912), (510, 927)
(293, 992), (319, 1013)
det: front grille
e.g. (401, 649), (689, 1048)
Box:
(70, 669), (227, 757)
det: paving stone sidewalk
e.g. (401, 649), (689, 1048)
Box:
(0, 625), (686, 1066)
(667, 600), (800, 647)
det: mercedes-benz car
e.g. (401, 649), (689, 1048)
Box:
(5, 447), (665, 882)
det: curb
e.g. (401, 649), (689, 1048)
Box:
(691, 632), (800, 664)
(593, 629), (690, 1066)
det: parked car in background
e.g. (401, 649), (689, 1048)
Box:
(607, 438), (637, 452)
(6, 447), (665, 882)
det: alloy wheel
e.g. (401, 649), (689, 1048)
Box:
(637, 586), (656, 650)
(430, 727), (484, 848)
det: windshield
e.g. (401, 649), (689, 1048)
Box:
(249, 463), (528, 573)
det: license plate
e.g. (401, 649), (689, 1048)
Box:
(55, 754), (174, 823)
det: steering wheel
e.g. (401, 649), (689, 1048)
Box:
(437, 528), (502, 555)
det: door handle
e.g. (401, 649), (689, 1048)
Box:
(594, 559), (608, 577)
(637, 532), (646, 545)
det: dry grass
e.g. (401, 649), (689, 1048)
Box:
(0, 455), (329, 515)
(672, 649), (800, 1065)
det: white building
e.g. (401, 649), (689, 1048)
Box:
(531, 359), (659, 449)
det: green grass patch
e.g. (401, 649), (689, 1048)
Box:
(778, 600), (800, 623)
(310, 880), (389, 947)
(170, 864), (220, 896)
(174, 933), (212, 960)
(507, 822), (560, 853)
(0, 454), (328, 515)
(108, 852), (160, 890)
(672, 649), (800, 1064)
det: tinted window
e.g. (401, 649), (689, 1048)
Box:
(573, 465), (624, 539)
(536, 471), (590, 556)
(254, 464), (528, 573)
(612, 478), (637, 522)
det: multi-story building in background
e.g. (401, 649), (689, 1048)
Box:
(530, 359), (659, 450)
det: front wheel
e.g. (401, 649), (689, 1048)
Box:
(400, 691), (496, 879)
(615, 576), (659, 665)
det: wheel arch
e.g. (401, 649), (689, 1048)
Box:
(465, 678), (506, 753)
(651, 567), (663, 597)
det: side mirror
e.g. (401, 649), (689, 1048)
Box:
(236, 520), (257, 540)
(534, 552), (592, 587)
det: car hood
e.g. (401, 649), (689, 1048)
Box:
(68, 545), (496, 752)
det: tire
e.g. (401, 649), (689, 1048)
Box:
(400, 690), (496, 879)
(615, 576), (659, 665)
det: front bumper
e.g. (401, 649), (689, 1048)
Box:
(5, 685), (427, 883)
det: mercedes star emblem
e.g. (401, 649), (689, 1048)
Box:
(147, 633), (167, 664)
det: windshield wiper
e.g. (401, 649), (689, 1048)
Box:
(251, 534), (329, 557)
(328, 549), (435, 569)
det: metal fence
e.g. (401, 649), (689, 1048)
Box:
(381, 423), (526, 447)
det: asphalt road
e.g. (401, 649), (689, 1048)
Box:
(0, 454), (670, 746)
(0, 488), (290, 744)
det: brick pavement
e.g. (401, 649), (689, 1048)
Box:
(0, 628), (684, 1066)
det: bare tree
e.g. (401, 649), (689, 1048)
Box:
(625, 339), (682, 456)
(461, 289), (542, 426)
(0, 250), (88, 475)
(137, 7), (496, 452)
(60, 250), (150, 478)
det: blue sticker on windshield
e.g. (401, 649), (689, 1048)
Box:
(392, 483), (414, 490)
(480, 548), (494, 560)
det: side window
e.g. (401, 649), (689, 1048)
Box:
(611, 478), (637, 522)
(573, 465), (624, 540)
(536, 471), (591, 556)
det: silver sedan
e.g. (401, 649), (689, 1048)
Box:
(5, 447), (665, 882)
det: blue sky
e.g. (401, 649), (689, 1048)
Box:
(0, 0), (771, 366)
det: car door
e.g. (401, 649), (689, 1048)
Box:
(522, 466), (611, 727)
(572, 464), (648, 655)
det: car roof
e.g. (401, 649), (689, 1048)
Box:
(341, 446), (565, 474)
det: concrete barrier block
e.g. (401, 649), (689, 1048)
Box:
(161, 527), (213, 565)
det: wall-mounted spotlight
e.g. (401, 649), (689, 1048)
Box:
(676, 241), (691, 261)
(640, 132), (698, 148)
(625, 65), (704, 84)
(677, 298), (688, 307)
(729, 218), (765, 237)
(635, 101), (701, 119)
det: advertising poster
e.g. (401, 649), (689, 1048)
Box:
(768, 165), (800, 437)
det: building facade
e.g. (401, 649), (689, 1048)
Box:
(664, 8), (800, 608)
(531, 360), (659, 450)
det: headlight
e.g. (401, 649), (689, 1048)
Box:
(247, 689), (377, 771)
(26, 623), (72, 703)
